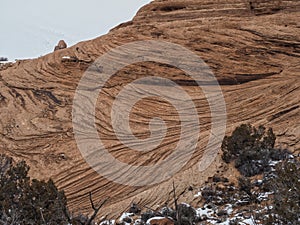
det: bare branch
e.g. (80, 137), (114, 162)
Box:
(89, 192), (96, 211)
(172, 181), (181, 225)
(85, 193), (109, 225)
(40, 208), (46, 224)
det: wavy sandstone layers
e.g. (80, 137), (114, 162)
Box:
(0, 0), (299, 217)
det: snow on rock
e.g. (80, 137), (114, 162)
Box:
(257, 192), (273, 201)
(224, 204), (233, 215)
(240, 217), (256, 225)
(118, 212), (134, 225)
(99, 220), (115, 225)
(194, 191), (201, 197)
(196, 204), (215, 218)
(147, 216), (165, 223)
(146, 217), (174, 225)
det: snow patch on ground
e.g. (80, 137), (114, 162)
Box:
(146, 216), (165, 224)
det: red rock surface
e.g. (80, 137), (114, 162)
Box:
(0, 0), (299, 217)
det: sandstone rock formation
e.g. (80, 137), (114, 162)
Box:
(0, 0), (299, 218)
(54, 40), (67, 51)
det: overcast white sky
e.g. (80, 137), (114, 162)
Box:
(0, 0), (151, 60)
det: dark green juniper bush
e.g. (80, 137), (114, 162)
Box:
(0, 154), (107, 225)
(222, 124), (290, 177)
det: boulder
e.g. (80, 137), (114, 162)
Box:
(148, 217), (174, 225)
(54, 40), (67, 51)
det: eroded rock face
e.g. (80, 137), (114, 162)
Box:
(54, 40), (67, 51)
(0, 0), (299, 218)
